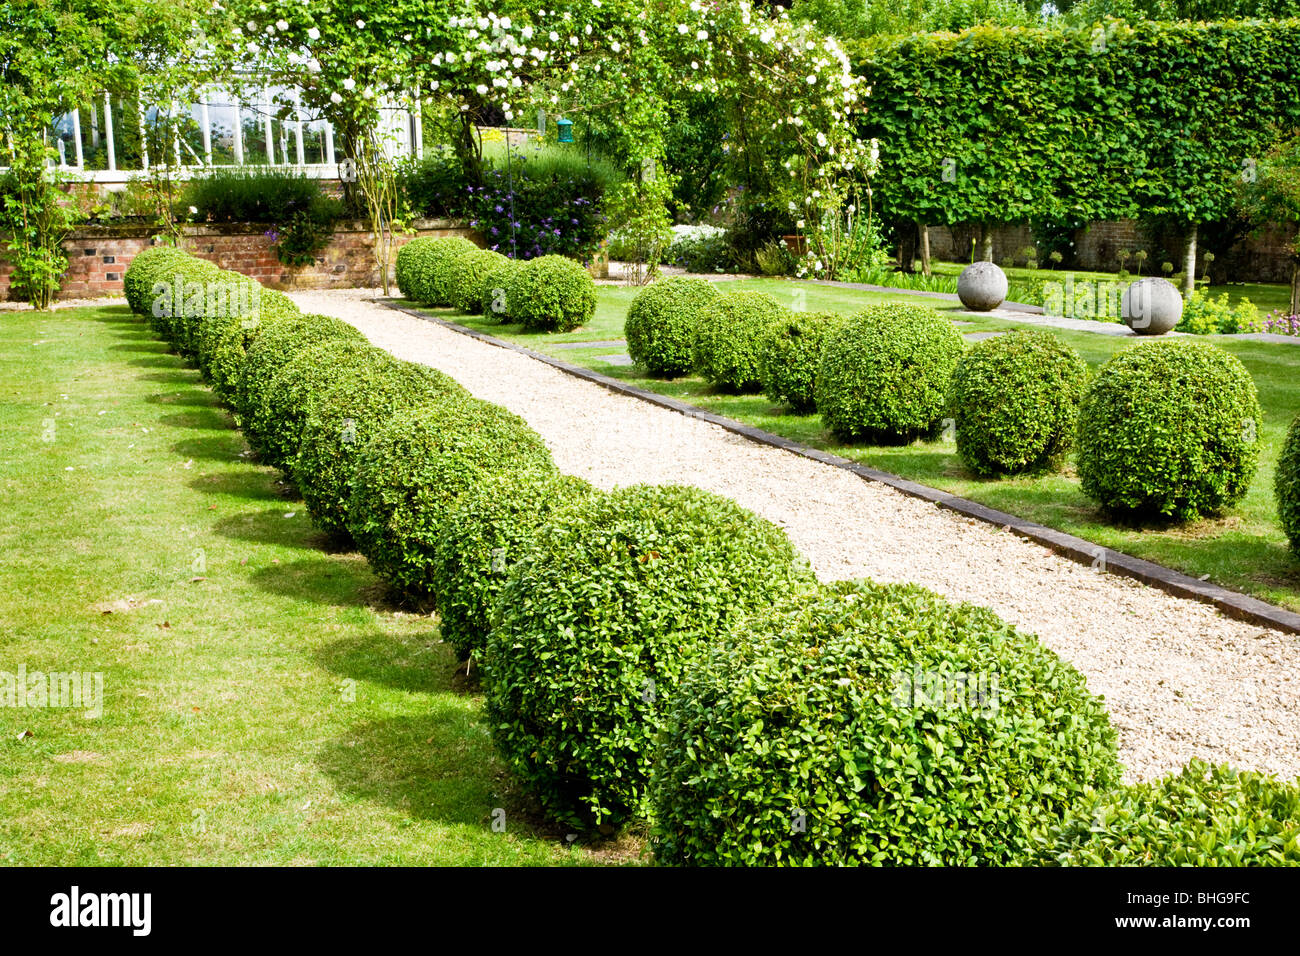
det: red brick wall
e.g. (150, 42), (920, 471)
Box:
(1, 219), (475, 301)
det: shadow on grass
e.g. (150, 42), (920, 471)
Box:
(315, 710), (554, 836)
(248, 554), (380, 607)
(212, 508), (332, 549)
(157, 409), (231, 431)
(109, 342), (169, 353)
(187, 470), (290, 503)
(136, 370), (201, 386)
(127, 355), (187, 370)
(314, 631), (447, 695)
(170, 433), (246, 463)
(144, 389), (219, 409)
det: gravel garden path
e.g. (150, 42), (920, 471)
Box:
(298, 289), (1300, 783)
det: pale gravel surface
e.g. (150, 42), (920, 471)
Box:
(292, 287), (1300, 784)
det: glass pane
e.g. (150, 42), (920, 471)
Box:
(240, 105), (271, 165)
(302, 118), (328, 165)
(206, 102), (240, 165)
(50, 113), (77, 167)
(78, 101), (109, 171)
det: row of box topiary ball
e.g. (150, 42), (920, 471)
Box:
(395, 234), (598, 332)
(119, 246), (1300, 864)
(624, 275), (1300, 535)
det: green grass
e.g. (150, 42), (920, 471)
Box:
(0, 304), (625, 866)
(404, 277), (1300, 613)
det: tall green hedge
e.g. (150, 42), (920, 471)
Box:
(851, 21), (1300, 230)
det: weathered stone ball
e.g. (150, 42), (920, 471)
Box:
(957, 261), (1008, 312)
(1121, 278), (1182, 335)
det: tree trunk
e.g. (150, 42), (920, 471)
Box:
(1291, 261), (1300, 317)
(979, 223), (993, 262)
(1182, 222), (1198, 298)
(919, 222), (931, 276)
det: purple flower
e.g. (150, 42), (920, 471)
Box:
(494, 204), (503, 213)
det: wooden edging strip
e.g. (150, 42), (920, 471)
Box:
(380, 298), (1300, 637)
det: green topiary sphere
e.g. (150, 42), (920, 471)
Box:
(293, 359), (466, 538)
(346, 396), (556, 600)
(238, 314), (367, 434)
(431, 469), (596, 662)
(624, 277), (722, 377)
(693, 291), (789, 392)
(450, 248), (509, 314)
(1276, 414), (1300, 554)
(1041, 760), (1300, 866)
(505, 254), (597, 332)
(251, 340), (396, 470)
(757, 310), (842, 413)
(948, 329), (1089, 476)
(478, 258), (521, 321)
(1076, 339), (1262, 521)
(649, 579), (1121, 866)
(483, 483), (817, 828)
(395, 235), (477, 305)
(816, 303), (966, 443)
(123, 245), (191, 315)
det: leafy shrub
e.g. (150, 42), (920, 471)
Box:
(395, 235), (476, 305)
(1277, 413), (1300, 553)
(123, 245), (190, 315)
(693, 291), (789, 392)
(757, 310), (841, 412)
(293, 360), (466, 538)
(449, 247), (508, 314)
(1177, 290), (1259, 335)
(346, 397), (555, 600)
(189, 272), (272, 397)
(624, 277), (722, 377)
(396, 152), (474, 220)
(1041, 760), (1300, 866)
(668, 225), (734, 273)
(468, 144), (619, 261)
(478, 258), (521, 321)
(238, 314), (367, 434)
(252, 340), (393, 470)
(505, 254), (597, 332)
(427, 240), (484, 308)
(1076, 340), (1262, 521)
(948, 330), (1089, 476)
(180, 167), (344, 266)
(151, 256), (224, 347)
(483, 484), (817, 828)
(649, 579), (1121, 866)
(815, 303), (965, 443)
(431, 469), (595, 662)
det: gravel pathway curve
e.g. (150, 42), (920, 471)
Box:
(293, 288), (1300, 783)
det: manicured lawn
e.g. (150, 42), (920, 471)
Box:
(0, 304), (610, 866)
(405, 277), (1300, 613)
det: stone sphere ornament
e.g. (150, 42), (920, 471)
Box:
(1121, 277), (1182, 335)
(957, 261), (1009, 311)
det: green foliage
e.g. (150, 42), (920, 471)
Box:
(693, 291), (789, 392)
(431, 470), (596, 661)
(1042, 760), (1300, 866)
(483, 484), (817, 828)
(395, 235), (477, 305)
(624, 277), (723, 377)
(1177, 290), (1260, 335)
(396, 151), (475, 220)
(1076, 340), (1263, 521)
(293, 359), (466, 538)
(468, 143), (620, 262)
(251, 340), (388, 470)
(148, 255), (223, 346)
(667, 226), (734, 274)
(1277, 414), (1300, 553)
(427, 241), (484, 309)
(815, 303), (965, 443)
(0, 164), (81, 309)
(505, 254), (597, 332)
(123, 245), (191, 315)
(181, 167), (344, 266)
(852, 21), (1300, 232)
(649, 579), (1120, 866)
(605, 173), (677, 284)
(479, 258), (522, 321)
(346, 397), (555, 600)
(449, 247), (509, 314)
(949, 330), (1089, 477)
(237, 313), (367, 439)
(757, 310), (842, 413)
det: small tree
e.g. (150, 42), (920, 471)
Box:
(1239, 133), (1300, 315)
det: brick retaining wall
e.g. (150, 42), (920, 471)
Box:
(1, 219), (475, 301)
